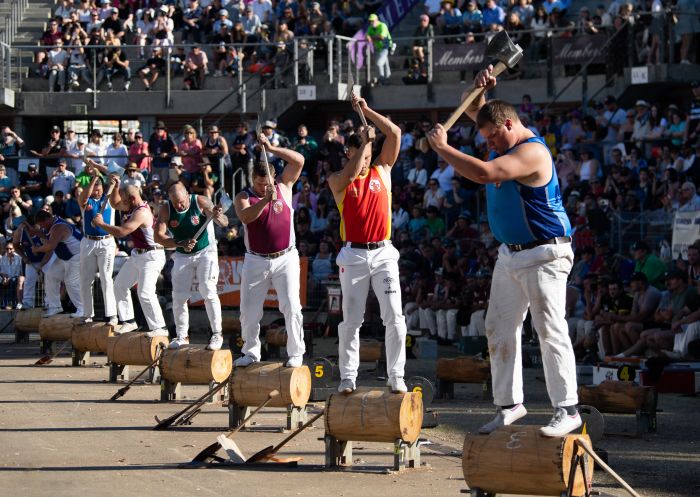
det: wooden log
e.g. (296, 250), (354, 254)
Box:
(230, 361), (311, 408)
(578, 381), (656, 414)
(107, 332), (168, 366)
(160, 345), (232, 384)
(222, 314), (241, 335)
(15, 308), (42, 332)
(463, 426), (594, 496)
(359, 340), (383, 362)
(265, 327), (287, 347)
(71, 322), (114, 353)
(436, 356), (490, 383)
(325, 388), (423, 443)
(38, 314), (79, 341)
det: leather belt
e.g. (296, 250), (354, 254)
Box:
(133, 247), (163, 254)
(506, 236), (572, 252)
(85, 235), (112, 241)
(248, 246), (294, 260)
(345, 240), (390, 250)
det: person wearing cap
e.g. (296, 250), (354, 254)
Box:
(74, 173), (118, 326)
(30, 126), (67, 169)
(203, 125), (230, 166)
(149, 121), (178, 177)
(233, 133), (306, 368)
(241, 5), (261, 37)
(137, 45), (166, 91)
(155, 183), (228, 351)
(327, 93), (407, 394)
(617, 269), (697, 358)
(48, 158), (76, 196)
(259, 120), (282, 168)
(122, 163), (146, 189)
(366, 14), (393, 86)
(188, 157), (215, 198)
(631, 240), (666, 289)
(92, 178), (168, 338)
(128, 131), (151, 173)
(84, 128), (106, 166)
(101, 6), (125, 39)
(0, 126), (24, 163)
(426, 66), (581, 437)
(212, 8), (233, 33)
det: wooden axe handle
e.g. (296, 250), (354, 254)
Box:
(442, 61), (509, 132)
(98, 179), (117, 216)
(261, 144), (277, 201)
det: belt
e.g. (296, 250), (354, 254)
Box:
(85, 235), (112, 241)
(345, 240), (390, 250)
(133, 246), (163, 254)
(248, 246), (294, 260)
(506, 236), (572, 252)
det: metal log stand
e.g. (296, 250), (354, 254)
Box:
(110, 362), (160, 384)
(228, 395), (308, 431)
(324, 436), (421, 472)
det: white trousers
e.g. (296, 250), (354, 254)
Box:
(467, 309), (486, 337)
(419, 307), (438, 336)
(675, 322), (700, 357)
(44, 254), (83, 315)
(485, 242), (577, 408)
(80, 237), (117, 319)
(239, 249), (305, 361)
(22, 263), (41, 308)
(337, 244), (406, 381)
(171, 247), (221, 339)
(114, 250), (167, 331)
(404, 302), (419, 330)
(436, 309), (458, 340)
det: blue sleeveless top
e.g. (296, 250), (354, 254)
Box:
(82, 196), (112, 237)
(52, 217), (83, 261)
(486, 136), (571, 245)
(20, 225), (44, 264)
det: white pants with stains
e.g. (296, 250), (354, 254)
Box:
(171, 247), (222, 339)
(44, 253), (83, 316)
(239, 249), (305, 361)
(337, 243), (406, 381)
(115, 249), (167, 331)
(79, 237), (117, 319)
(485, 242), (578, 408)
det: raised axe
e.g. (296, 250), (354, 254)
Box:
(177, 192), (233, 252)
(347, 67), (375, 142)
(91, 174), (119, 228)
(442, 31), (523, 131)
(190, 390), (280, 463)
(256, 122), (277, 201)
(246, 409), (325, 463)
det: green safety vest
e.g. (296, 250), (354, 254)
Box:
(168, 194), (209, 254)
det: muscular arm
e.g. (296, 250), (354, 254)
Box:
(79, 175), (99, 209)
(234, 190), (270, 225)
(197, 195), (228, 227)
(361, 103), (401, 167)
(94, 207), (148, 238)
(33, 224), (69, 253)
(328, 131), (371, 195)
(154, 203), (180, 249)
(270, 144), (305, 188)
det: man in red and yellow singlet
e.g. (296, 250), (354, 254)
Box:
(329, 95), (407, 394)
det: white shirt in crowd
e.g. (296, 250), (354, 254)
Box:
(431, 164), (455, 192)
(50, 169), (76, 195)
(252, 0), (272, 22)
(0, 253), (22, 278)
(106, 143), (129, 168)
(86, 141), (106, 164)
(407, 167), (428, 188)
(48, 47), (69, 70)
(392, 207), (409, 233)
(400, 133), (414, 153)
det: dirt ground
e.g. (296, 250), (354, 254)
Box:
(0, 329), (698, 497)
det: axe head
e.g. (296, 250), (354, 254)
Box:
(485, 30), (523, 68)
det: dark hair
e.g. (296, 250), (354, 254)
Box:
(252, 161), (275, 178)
(346, 133), (363, 149)
(35, 210), (52, 223)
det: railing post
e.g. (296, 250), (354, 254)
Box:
(365, 43), (371, 84)
(92, 50), (97, 108)
(293, 38), (299, 86)
(336, 37), (341, 84)
(237, 56), (243, 88)
(309, 46), (314, 81)
(546, 36), (554, 97)
(427, 38), (433, 84)
(165, 46), (171, 108)
(241, 83), (247, 113)
(261, 87), (266, 112)
(17, 48), (21, 91)
(328, 37), (333, 84)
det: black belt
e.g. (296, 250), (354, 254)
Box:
(345, 240), (390, 250)
(85, 235), (112, 241)
(248, 246), (294, 260)
(506, 236), (571, 252)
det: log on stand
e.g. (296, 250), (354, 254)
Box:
(462, 426), (594, 497)
(159, 346), (232, 401)
(324, 388), (423, 471)
(15, 308), (42, 342)
(435, 356), (491, 400)
(578, 381), (657, 434)
(265, 326), (286, 359)
(229, 362), (311, 430)
(38, 314), (80, 354)
(71, 322), (114, 365)
(107, 332), (168, 383)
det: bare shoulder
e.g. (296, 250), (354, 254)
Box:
(235, 190), (250, 201)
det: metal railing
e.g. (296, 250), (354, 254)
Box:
(0, 0), (28, 46)
(0, 41), (10, 90)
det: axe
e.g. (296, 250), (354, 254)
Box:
(256, 122), (277, 201)
(442, 31), (523, 131)
(178, 193), (233, 251)
(347, 67), (375, 142)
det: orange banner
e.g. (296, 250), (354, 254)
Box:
(190, 256), (308, 308)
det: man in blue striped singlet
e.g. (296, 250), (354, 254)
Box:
(427, 64), (581, 438)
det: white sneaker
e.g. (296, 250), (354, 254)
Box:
(234, 355), (256, 367)
(113, 322), (139, 335)
(540, 408), (582, 437)
(79, 317), (93, 325)
(387, 376), (407, 393)
(107, 317), (118, 326)
(145, 328), (169, 338)
(42, 308), (62, 318)
(478, 404), (528, 434)
(337, 378), (356, 394)
(206, 333), (223, 351)
(168, 336), (189, 349)
(285, 355), (303, 368)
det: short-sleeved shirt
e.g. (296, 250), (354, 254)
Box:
(634, 254), (667, 290)
(367, 22), (391, 51)
(631, 285), (662, 317)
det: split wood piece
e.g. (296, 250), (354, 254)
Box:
(38, 314), (80, 341)
(359, 340), (384, 362)
(436, 356), (490, 383)
(575, 439), (641, 497)
(154, 379), (230, 430)
(71, 322), (114, 353)
(578, 381), (656, 414)
(265, 327), (287, 347)
(246, 409), (325, 463)
(462, 425), (594, 496)
(110, 345), (165, 400)
(15, 308), (42, 333)
(325, 387), (423, 444)
(160, 345), (232, 384)
(230, 361), (311, 408)
(107, 332), (168, 366)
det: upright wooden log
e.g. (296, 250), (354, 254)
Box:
(38, 314), (79, 341)
(230, 361), (311, 408)
(436, 356), (490, 383)
(463, 426), (593, 496)
(107, 332), (168, 365)
(265, 327), (287, 347)
(359, 340), (384, 362)
(222, 315), (241, 334)
(71, 322), (114, 353)
(15, 308), (42, 332)
(578, 381), (656, 414)
(325, 388), (423, 443)
(160, 345), (232, 384)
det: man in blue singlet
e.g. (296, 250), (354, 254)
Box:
(13, 215), (50, 309)
(427, 64), (581, 437)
